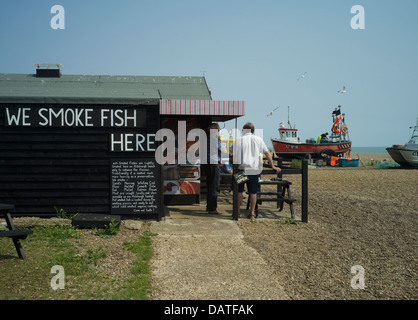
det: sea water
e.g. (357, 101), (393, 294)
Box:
(350, 147), (388, 154)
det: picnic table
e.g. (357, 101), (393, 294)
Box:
(232, 158), (308, 222)
(0, 203), (33, 260)
(246, 178), (296, 219)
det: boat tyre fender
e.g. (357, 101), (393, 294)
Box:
(319, 149), (336, 159)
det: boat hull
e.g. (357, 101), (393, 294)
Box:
(271, 139), (351, 159)
(386, 147), (418, 167)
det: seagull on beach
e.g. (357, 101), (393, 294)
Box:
(267, 106), (279, 117)
(297, 72), (307, 81)
(338, 85), (347, 94)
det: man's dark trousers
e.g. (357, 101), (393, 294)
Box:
(205, 164), (220, 211)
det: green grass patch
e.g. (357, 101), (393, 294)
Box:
(112, 234), (156, 300)
(290, 159), (302, 169)
(92, 219), (120, 238)
(275, 217), (297, 225)
(0, 221), (155, 300)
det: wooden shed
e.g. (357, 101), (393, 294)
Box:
(0, 69), (243, 220)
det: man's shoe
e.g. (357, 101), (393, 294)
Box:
(248, 213), (256, 220)
(208, 209), (223, 215)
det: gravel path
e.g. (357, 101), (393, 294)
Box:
(150, 217), (288, 300)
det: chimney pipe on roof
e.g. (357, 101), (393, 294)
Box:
(35, 63), (62, 77)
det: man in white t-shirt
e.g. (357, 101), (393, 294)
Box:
(234, 122), (281, 219)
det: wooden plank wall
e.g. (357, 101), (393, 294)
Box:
(0, 104), (159, 217)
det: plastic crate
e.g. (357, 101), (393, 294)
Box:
(339, 158), (359, 167)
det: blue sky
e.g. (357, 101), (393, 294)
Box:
(1, 0), (417, 147)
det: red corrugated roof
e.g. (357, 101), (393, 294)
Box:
(160, 99), (244, 116)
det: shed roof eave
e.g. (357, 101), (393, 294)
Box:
(0, 96), (162, 105)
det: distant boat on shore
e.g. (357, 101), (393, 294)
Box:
(386, 118), (418, 167)
(271, 106), (351, 159)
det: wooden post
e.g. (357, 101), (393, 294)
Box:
(277, 157), (283, 208)
(301, 159), (308, 223)
(232, 164), (239, 221)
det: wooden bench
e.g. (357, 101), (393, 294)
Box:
(246, 179), (296, 219)
(0, 204), (34, 260)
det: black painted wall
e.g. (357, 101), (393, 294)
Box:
(0, 104), (160, 219)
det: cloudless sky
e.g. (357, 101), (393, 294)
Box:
(1, 0), (417, 147)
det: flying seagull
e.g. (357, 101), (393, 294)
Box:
(338, 85), (347, 94)
(267, 106), (279, 117)
(297, 72), (307, 81)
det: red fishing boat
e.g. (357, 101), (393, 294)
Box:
(271, 106), (352, 159)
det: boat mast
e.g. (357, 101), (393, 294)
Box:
(411, 118), (418, 135)
(409, 118), (418, 140)
(331, 105), (350, 143)
(342, 112), (349, 141)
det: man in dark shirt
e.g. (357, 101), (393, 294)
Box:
(205, 123), (223, 214)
